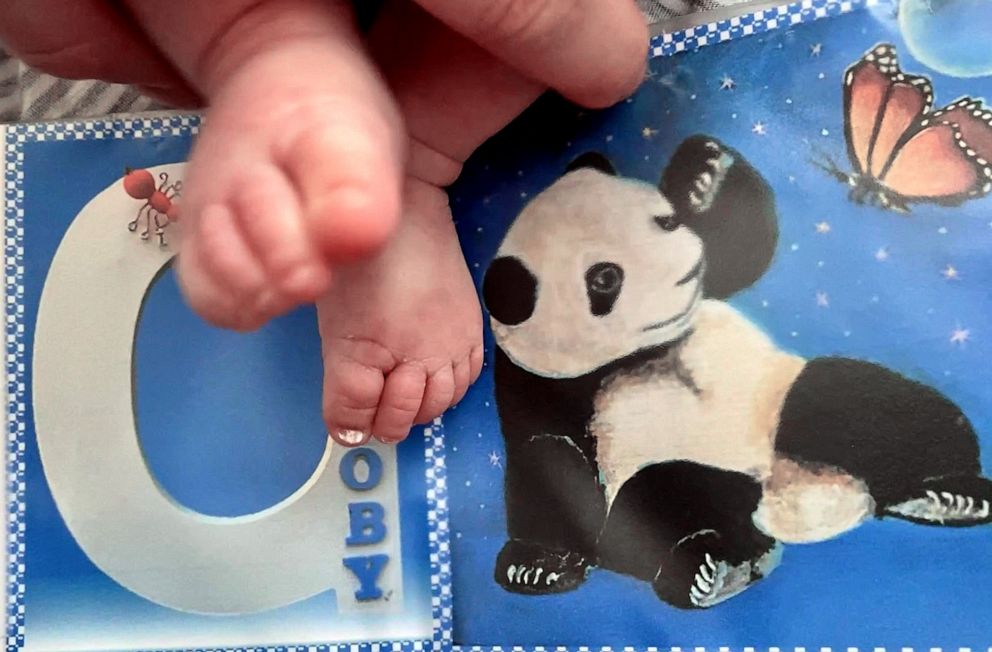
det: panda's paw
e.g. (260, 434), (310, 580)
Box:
(687, 143), (733, 213)
(884, 475), (992, 526)
(665, 137), (735, 215)
(652, 530), (774, 610)
(495, 539), (591, 595)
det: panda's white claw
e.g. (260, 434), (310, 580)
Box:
(698, 563), (714, 584)
(694, 569), (712, 593)
(533, 567), (543, 584)
(689, 585), (705, 606)
(546, 572), (562, 585)
(522, 568), (533, 584)
(941, 491), (954, 505)
(507, 565), (517, 584)
(705, 554), (717, 572)
(689, 191), (703, 207)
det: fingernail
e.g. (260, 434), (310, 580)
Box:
(330, 429), (371, 447)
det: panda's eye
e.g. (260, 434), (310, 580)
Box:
(585, 262), (624, 317)
(589, 264), (623, 294)
(654, 214), (680, 232)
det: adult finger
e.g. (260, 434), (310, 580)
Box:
(411, 0), (648, 108)
(0, 0), (199, 105)
(369, 0), (545, 168)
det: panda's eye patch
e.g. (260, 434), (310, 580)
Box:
(654, 214), (680, 232)
(585, 262), (624, 317)
(483, 256), (538, 326)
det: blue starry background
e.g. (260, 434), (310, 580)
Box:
(445, 4), (992, 648)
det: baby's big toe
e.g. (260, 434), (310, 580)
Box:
(323, 340), (392, 447)
(278, 115), (403, 265)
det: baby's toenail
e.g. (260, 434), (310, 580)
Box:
(282, 265), (326, 298)
(254, 289), (278, 314)
(330, 429), (370, 447)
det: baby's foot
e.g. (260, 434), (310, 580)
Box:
(175, 24), (405, 331)
(319, 179), (483, 445)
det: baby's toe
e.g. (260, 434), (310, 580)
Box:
(278, 115), (402, 263)
(414, 364), (456, 427)
(178, 204), (270, 331)
(451, 355), (473, 406)
(323, 343), (391, 447)
(372, 363), (430, 443)
(230, 166), (332, 305)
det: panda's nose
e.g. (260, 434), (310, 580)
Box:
(483, 256), (537, 326)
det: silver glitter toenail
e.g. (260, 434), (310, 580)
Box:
(331, 429), (370, 447)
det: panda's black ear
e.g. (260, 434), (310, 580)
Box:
(566, 152), (617, 176)
(661, 135), (778, 300)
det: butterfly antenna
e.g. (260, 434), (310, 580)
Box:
(809, 151), (849, 183)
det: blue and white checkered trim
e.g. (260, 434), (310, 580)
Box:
(2, 115), (453, 652)
(425, 419), (453, 651)
(96, 642), (435, 652)
(452, 645), (992, 652)
(4, 124), (27, 652)
(649, 0), (876, 57)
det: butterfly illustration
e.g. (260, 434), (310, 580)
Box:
(817, 43), (992, 213)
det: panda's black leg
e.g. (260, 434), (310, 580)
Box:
(495, 434), (606, 595)
(775, 357), (992, 527)
(598, 461), (781, 610)
(885, 475), (992, 526)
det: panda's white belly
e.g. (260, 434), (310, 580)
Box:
(589, 301), (807, 507)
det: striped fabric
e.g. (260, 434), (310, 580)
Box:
(0, 51), (165, 123)
(638, 0), (760, 22)
(0, 0), (771, 123)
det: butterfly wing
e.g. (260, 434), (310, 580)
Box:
(843, 44), (933, 177)
(930, 98), (992, 163)
(879, 121), (992, 205)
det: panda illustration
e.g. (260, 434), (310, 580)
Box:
(481, 135), (992, 610)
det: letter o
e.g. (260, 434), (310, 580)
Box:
(31, 164), (398, 615)
(339, 448), (384, 491)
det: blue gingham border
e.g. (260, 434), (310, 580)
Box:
(1, 116), (453, 652)
(452, 648), (989, 652)
(4, 123), (27, 652)
(649, 0), (876, 58)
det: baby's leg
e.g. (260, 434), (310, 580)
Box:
(124, 0), (406, 329)
(318, 5), (548, 443)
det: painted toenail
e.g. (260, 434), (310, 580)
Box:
(330, 429), (371, 447)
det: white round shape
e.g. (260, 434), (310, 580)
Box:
(32, 164), (401, 615)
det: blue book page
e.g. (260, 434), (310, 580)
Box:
(446, 1), (992, 648)
(5, 118), (442, 652)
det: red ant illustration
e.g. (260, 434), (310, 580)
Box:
(123, 168), (181, 247)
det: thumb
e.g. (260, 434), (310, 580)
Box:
(411, 0), (648, 109)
